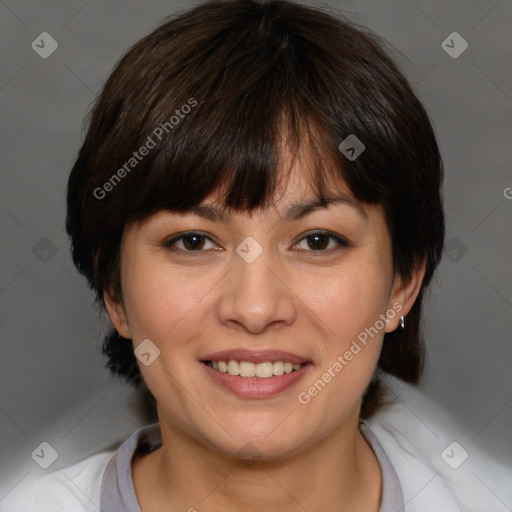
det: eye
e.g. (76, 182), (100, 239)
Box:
(163, 232), (219, 255)
(293, 230), (350, 253)
(163, 230), (350, 257)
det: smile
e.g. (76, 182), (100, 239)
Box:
(201, 359), (312, 399)
(204, 359), (305, 379)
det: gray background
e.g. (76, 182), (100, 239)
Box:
(1, 0), (511, 504)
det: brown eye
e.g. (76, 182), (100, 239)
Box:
(306, 234), (330, 250)
(294, 231), (350, 253)
(181, 234), (206, 251)
(163, 232), (217, 254)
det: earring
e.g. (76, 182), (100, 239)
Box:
(400, 316), (405, 329)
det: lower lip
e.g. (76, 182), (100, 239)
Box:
(202, 362), (312, 399)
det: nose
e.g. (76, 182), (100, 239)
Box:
(216, 247), (297, 334)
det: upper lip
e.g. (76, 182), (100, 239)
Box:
(200, 349), (311, 365)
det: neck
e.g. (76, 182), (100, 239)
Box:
(132, 407), (382, 512)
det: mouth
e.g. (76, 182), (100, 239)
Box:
(202, 359), (308, 379)
(200, 352), (313, 399)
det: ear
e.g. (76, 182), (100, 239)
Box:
(385, 259), (427, 333)
(104, 288), (131, 339)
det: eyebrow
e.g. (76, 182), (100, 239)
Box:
(283, 195), (368, 221)
(189, 194), (368, 223)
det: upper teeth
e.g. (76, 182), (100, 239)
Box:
(209, 360), (304, 378)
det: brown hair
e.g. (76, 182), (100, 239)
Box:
(66, 0), (445, 419)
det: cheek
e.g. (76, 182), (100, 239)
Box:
(297, 258), (390, 403)
(304, 257), (392, 338)
(121, 255), (224, 341)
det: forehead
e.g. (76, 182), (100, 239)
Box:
(123, 150), (386, 245)
(126, 140), (377, 235)
(175, 150), (370, 224)
(209, 144), (355, 208)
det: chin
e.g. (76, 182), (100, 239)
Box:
(204, 422), (312, 463)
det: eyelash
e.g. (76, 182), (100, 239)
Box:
(162, 230), (350, 257)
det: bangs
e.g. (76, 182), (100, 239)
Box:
(129, 105), (346, 218)
(96, 61), (352, 221)
(86, 4), (397, 223)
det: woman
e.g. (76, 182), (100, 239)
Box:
(3, 1), (506, 511)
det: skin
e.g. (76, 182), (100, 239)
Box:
(105, 151), (426, 512)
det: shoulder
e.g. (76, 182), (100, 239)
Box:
(0, 450), (115, 512)
(363, 374), (512, 512)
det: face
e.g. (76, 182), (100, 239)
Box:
(106, 153), (424, 461)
